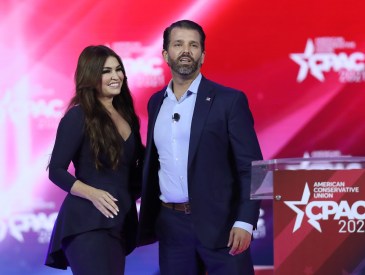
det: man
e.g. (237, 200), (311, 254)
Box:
(138, 20), (263, 275)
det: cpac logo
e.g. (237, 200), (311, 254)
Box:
(290, 39), (365, 82)
(0, 212), (57, 243)
(284, 183), (365, 232)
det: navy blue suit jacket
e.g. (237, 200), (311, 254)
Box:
(138, 76), (262, 249)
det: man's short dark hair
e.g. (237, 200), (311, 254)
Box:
(163, 20), (206, 52)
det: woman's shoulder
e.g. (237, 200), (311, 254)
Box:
(60, 105), (85, 128)
(64, 105), (83, 117)
(62, 105), (85, 120)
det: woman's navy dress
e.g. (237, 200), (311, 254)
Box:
(45, 106), (141, 270)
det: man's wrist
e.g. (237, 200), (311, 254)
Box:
(233, 221), (253, 235)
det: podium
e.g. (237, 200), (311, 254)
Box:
(251, 157), (365, 275)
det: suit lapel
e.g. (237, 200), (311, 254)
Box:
(188, 78), (215, 168)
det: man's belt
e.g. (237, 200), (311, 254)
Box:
(161, 202), (191, 214)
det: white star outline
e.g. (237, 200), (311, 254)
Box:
(284, 183), (323, 233)
(290, 39), (326, 82)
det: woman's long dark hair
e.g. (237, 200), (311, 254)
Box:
(68, 45), (140, 170)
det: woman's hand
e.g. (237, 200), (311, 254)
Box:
(70, 180), (119, 218)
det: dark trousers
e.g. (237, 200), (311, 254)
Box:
(62, 229), (125, 275)
(156, 206), (255, 275)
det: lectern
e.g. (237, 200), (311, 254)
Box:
(251, 157), (365, 275)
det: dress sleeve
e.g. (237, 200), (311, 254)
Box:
(48, 107), (85, 192)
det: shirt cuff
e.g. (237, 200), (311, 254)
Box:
(233, 221), (253, 235)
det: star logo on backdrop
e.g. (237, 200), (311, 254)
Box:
(290, 39), (326, 82)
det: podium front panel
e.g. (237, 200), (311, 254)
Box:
(273, 169), (365, 275)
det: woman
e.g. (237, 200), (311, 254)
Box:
(45, 45), (144, 275)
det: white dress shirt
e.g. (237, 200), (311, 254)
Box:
(154, 74), (200, 203)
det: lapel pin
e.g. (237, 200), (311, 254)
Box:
(206, 97), (211, 101)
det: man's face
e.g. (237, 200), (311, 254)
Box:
(163, 27), (205, 77)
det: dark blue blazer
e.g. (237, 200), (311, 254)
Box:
(138, 76), (262, 249)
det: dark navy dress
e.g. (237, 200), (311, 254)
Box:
(45, 106), (141, 273)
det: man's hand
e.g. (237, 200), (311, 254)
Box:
(227, 227), (251, 256)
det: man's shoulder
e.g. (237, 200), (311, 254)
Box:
(202, 77), (245, 98)
(146, 87), (166, 110)
(149, 87), (166, 101)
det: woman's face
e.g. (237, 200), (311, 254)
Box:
(98, 56), (124, 100)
